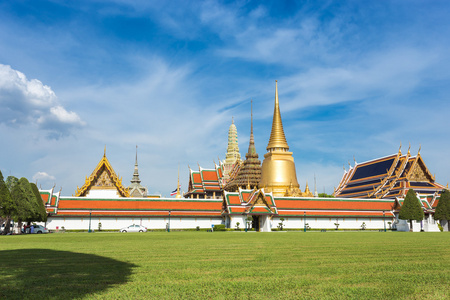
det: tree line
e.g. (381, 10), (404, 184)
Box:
(0, 170), (47, 235)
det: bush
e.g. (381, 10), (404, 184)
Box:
(214, 224), (226, 231)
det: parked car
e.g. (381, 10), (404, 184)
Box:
(120, 224), (147, 233)
(31, 225), (49, 234)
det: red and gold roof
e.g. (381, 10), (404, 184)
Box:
(74, 152), (130, 197)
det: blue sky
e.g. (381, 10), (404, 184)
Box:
(0, 0), (449, 196)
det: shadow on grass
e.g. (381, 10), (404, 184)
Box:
(0, 249), (136, 299)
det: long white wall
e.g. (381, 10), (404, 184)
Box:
(43, 214), (440, 232)
(45, 216), (223, 231)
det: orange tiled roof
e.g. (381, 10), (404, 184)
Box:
(55, 197), (223, 217)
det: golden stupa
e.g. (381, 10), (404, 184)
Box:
(259, 81), (302, 197)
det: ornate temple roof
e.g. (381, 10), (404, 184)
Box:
(75, 149), (130, 197)
(223, 189), (396, 218)
(334, 147), (445, 199)
(184, 163), (224, 198)
(223, 188), (277, 215)
(224, 101), (261, 191)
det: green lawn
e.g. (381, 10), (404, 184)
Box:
(0, 231), (449, 299)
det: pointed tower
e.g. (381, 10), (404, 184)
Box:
(128, 146), (148, 197)
(224, 100), (261, 191)
(175, 166), (182, 199)
(222, 118), (242, 184)
(259, 81), (301, 196)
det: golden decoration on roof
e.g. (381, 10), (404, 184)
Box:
(75, 151), (130, 197)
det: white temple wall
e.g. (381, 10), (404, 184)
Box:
(261, 215), (271, 232)
(272, 216), (396, 230)
(41, 215), (439, 232)
(45, 217), (223, 231)
(229, 215), (246, 230)
(86, 189), (120, 198)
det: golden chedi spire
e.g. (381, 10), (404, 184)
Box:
(259, 81), (300, 197)
(267, 80), (289, 150)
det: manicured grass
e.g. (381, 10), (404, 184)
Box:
(1, 232), (449, 299)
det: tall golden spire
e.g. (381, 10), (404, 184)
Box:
(267, 80), (289, 150)
(260, 80), (300, 196)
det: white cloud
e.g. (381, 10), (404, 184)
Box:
(32, 172), (56, 184)
(0, 64), (85, 138)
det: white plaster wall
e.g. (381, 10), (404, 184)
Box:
(261, 216), (271, 232)
(396, 219), (440, 232)
(45, 216), (223, 230)
(86, 189), (120, 198)
(272, 217), (395, 230)
(229, 215), (246, 230)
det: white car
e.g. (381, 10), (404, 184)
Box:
(120, 224), (147, 233)
(31, 225), (49, 234)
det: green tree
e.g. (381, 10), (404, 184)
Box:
(399, 189), (424, 232)
(434, 190), (450, 231)
(5, 176), (19, 192)
(30, 183), (48, 223)
(10, 177), (35, 232)
(0, 171), (14, 235)
(318, 193), (334, 198)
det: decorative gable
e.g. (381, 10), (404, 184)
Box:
(245, 189), (276, 214)
(75, 152), (130, 197)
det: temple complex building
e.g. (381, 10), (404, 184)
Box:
(36, 80), (446, 233)
(334, 147), (446, 199)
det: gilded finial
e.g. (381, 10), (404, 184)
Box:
(399, 142), (402, 154)
(446, 182), (448, 188)
(418, 144), (421, 154)
(353, 156), (356, 164)
(408, 143), (411, 154)
(266, 80), (289, 151)
(104, 145), (106, 157)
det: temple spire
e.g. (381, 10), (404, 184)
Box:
(248, 99), (256, 155)
(176, 165), (182, 198)
(223, 100), (261, 192)
(128, 145), (148, 197)
(131, 145), (141, 184)
(267, 80), (289, 150)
